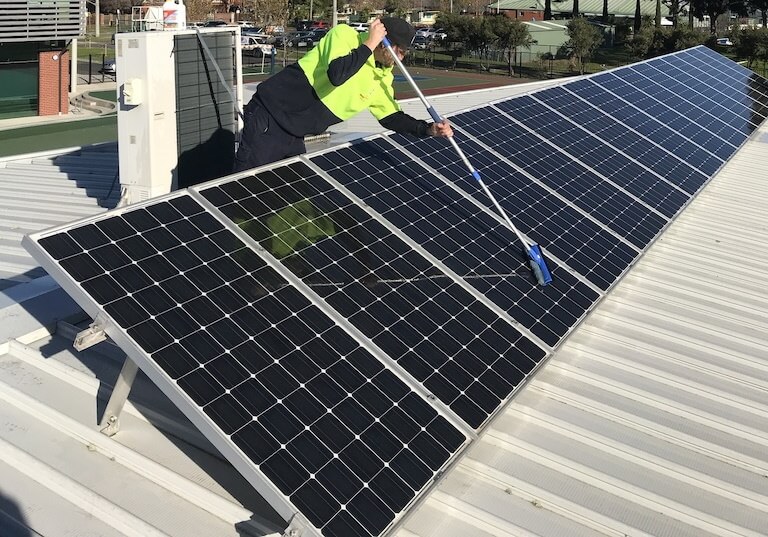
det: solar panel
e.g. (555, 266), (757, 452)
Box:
(513, 87), (691, 219)
(658, 55), (768, 132)
(446, 105), (666, 250)
(592, 70), (737, 161)
(198, 160), (548, 429)
(564, 77), (724, 182)
(390, 132), (639, 291)
(630, 61), (757, 145)
(688, 47), (768, 100)
(25, 193), (469, 537)
(674, 49), (768, 124)
(538, 81), (710, 195)
(23, 45), (767, 537)
(308, 137), (601, 348)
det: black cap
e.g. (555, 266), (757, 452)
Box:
(381, 17), (415, 50)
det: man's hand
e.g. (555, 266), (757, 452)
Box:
(364, 19), (387, 52)
(428, 120), (453, 138)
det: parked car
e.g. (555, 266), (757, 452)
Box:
(309, 21), (328, 29)
(412, 35), (430, 50)
(100, 58), (116, 75)
(203, 20), (228, 27)
(716, 37), (733, 46)
(308, 28), (328, 41)
(286, 31), (315, 47)
(241, 35), (275, 56)
(347, 22), (369, 32)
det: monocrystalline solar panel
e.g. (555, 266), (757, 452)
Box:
(309, 137), (601, 348)
(631, 61), (755, 144)
(23, 45), (767, 537)
(390, 132), (639, 291)
(658, 55), (768, 131)
(565, 78), (723, 183)
(542, 82), (710, 196)
(198, 161), (548, 429)
(674, 49), (768, 124)
(594, 71), (737, 161)
(684, 47), (768, 96)
(27, 193), (468, 537)
(519, 87), (690, 219)
(450, 104), (666, 249)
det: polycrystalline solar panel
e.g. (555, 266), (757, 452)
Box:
(308, 137), (600, 348)
(198, 161), (547, 429)
(565, 78), (723, 184)
(390, 132), (638, 291)
(517, 87), (690, 219)
(592, 70), (737, 162)
(28, 193), (468, 537)
(450, 104), (665, 250)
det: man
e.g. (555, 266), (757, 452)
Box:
(233, 18), (453, 172)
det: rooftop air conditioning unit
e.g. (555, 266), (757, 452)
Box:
(115, 27), (243, 205)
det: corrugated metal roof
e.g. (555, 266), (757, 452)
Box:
(397, 120), (768, 537)
(2, 71), (768, 537)
(491, 0), (661, 17)
(0, 143), (119, 291)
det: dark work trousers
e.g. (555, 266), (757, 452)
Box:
(233, 95), (306, 173)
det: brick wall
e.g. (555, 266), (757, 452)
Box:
(38, 50), (70, 116)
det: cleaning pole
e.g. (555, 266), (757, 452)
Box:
(382, 37), (552, 286)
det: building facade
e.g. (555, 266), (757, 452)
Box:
(0, 0), (86, 118)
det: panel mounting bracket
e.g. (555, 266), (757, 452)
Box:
(73, 314), (109, 351)
(99, 357), (140, 437)
(282, 514), (308, 537)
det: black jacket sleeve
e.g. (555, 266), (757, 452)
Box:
(326, 44), (373, 86)
(379, 111), (431, 138)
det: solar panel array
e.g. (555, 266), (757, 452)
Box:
(23, 47), (767, 537)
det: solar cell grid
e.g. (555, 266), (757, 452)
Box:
(631, 61), (757, 142)
(452, 104), (665, 249)
(36, 193), (467, 537)
(658, 56), (768, 130)
(689, 47), (768, 96)
(199, 161), (547, 429)
(529, 87), (689, 218)
(390, 131), (638, 291)
(569, 78), (723, 180)
(544, 84), (708, 195)
(309, 137), (601, 348)
(506, 91), (682, 218)
(675, 51), (768, 120)
(594, 71), (738, 160)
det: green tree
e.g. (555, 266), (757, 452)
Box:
(690, 0), (745, 34)
(627, 21), (654, 57)
(565, 17), (603, 74)
(435, 12), (467, 69)
(747, 0), (768, 27)
(490, 16), (535, 75)
(663, 0), (687, 27)
(733, 27), (768, 66)
(655, 0), (662, 27)
(244, 0), (290, 25)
